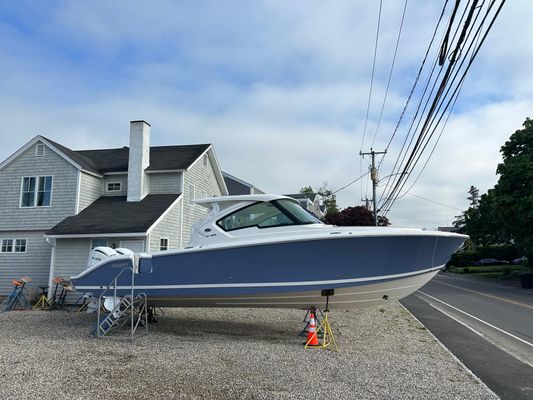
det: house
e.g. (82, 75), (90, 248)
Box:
(0, 120), (228, 296)
(222, 171), (264, 195)
(284, 193), (323, 218)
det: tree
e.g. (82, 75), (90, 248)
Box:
(459, 118), (532, 262)
(324, 206), (390, 226)
(492, 118), (533, 261)
(299, 186), (314, 195)
(467, 185), (480, 208)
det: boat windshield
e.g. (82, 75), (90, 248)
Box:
(216, 199), (322, 232)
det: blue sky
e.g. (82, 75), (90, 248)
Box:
(1, 1), (531, 228)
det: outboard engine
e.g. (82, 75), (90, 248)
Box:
(87, 246), (118, 268)
(115, 248), (135, 257)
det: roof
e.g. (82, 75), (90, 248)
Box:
(45, 194), (180, 236)
(285, 193), (318, 202)
(76, 144), (211, 173)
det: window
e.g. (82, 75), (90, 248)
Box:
(106, 182), (121, 192)
(217, 200), (321, 232)
(35, 144), (45, 157)
(160, 238), (169, 251)
(203, 154), (208, 166)
(14, 239), (27, 253)
(1, 239), (26, 253)
(21, 176), (52, 207)
(91, 239), (108, 249)
(1, 239), (13, 253)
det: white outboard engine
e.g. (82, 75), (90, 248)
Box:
(115, 248), (135, 257)
(87, 246), (118, 268)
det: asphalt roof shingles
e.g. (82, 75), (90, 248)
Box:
(46, 194), (180, 235)
(42, 136), (210, 174)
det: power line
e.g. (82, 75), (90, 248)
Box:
(379, 0), (506, 216)
(382, 0), (505, 215)
(360, 0), (383, 153)
(370, 0), (409, 148)
(334, 172), (370, 194)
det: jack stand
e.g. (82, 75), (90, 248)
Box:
(33, 286), (49, 310)
(304, 294), (338, 351)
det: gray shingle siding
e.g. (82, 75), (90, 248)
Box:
(182, 153), (223, 246)
(0, 142), (78, 231)
(148, 172), (182, 194)
(0, 231), (51, 296)
(79, 172), (102, 211)
(149, 198), (181, 252)
(54, 236), (146, 281)
(103, 174), (128, 197)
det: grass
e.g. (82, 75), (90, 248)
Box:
(446, 264), (532, 281)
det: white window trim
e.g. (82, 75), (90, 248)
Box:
(106, 182), (122, 192)
(0, 238), (27, 254)
(19, 175), (53, 208)
(160, 237), (169, 251)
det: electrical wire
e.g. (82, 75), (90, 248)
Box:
(334, 172), (370, 194)
(370, 0), (409, 148)
(380, 0), (506, 217)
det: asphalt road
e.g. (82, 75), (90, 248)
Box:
(402, 272), (533, 400)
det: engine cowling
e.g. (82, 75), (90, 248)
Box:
(87, 247), (118, 268)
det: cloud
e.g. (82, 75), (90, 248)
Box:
(0, 0), (531, 229)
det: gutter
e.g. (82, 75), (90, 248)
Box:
(45, 237), (56, 294)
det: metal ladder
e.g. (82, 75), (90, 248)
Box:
(92, 265), (148, 340)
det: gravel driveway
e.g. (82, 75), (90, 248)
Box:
(0, 303), (497, 399)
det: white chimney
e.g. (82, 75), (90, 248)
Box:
(127, 120), (150, 202)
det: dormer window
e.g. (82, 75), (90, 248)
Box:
(35, 144), (45, 157)
(107, 182), (121, 192)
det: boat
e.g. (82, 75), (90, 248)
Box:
(70, 194), (467, 309)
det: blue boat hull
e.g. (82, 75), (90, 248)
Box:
(71, 234), (464, 309)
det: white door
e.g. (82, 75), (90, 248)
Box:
(119, 240), (145, 253)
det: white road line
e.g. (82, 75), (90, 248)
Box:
(418, 290), (533, 349)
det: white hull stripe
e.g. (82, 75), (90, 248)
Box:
(75, 266), (442, 291)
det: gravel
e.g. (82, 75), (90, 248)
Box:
(0, 303), (497, 399)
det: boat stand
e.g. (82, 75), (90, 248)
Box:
(33, 286), (49, 310)
(304, 292), (338, 351)
(1, 277), (32, 312)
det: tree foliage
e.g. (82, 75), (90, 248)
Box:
(324, 206), (390, 226)
(458, 118), (532, 262)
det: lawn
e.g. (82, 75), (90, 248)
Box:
(447, 264), (532, 281)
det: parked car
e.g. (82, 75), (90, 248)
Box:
(512, 256), (527, 265)
(474, 258), (509, 266)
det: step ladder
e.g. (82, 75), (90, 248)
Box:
(91, 261), (148, 340)
(93, 293), (148, 338)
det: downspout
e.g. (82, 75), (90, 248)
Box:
(179, 175), (184, 248)
(45, 237), (56, 295)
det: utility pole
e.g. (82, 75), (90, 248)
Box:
(360, 148), (386, 226)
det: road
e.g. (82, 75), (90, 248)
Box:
(401, 272), (533, 400)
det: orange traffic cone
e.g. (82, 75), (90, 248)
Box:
(304, 312), (320, 347)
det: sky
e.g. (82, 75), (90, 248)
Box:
(0, 0), (531, 229)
